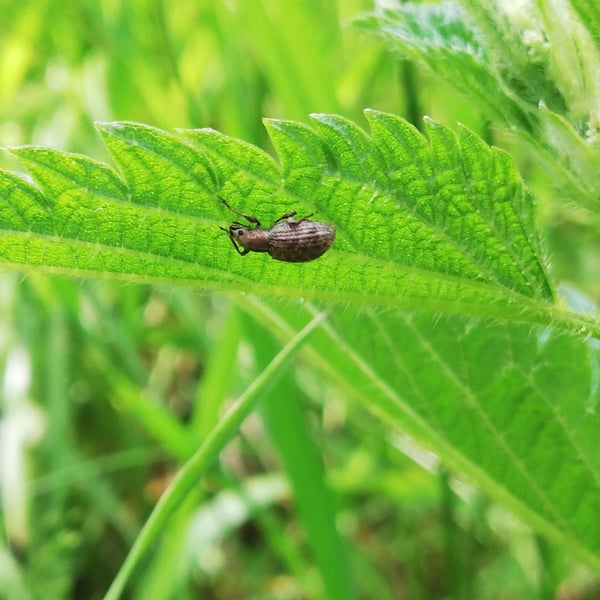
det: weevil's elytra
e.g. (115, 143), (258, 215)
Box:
(219, 197), (335, 263)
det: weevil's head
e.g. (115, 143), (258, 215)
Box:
(220, 221), (269, 254)
(221, 221), (248, 243)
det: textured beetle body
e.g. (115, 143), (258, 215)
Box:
(220, 198), (335, 263)
(267, 219), (335, 262)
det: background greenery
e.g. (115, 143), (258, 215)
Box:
(1, 1), (600, 599)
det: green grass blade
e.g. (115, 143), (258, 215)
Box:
(102, 309), (329, 600)
(247, 315), (354, 600)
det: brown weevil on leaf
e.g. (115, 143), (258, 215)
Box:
(220, 197), (336, 263)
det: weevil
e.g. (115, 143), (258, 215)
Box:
(220, 197), (336, 263)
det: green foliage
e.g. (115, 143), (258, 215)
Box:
(355, 1), (600, 210)
(571, 0), (600, 47)
(2, 1), (600, 599)
(4, 112), (589, 332)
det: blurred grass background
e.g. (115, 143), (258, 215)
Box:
(0, 1), (597, 599)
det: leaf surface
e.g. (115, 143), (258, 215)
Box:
(1, 112), (576, 331)
(242, 298), (600, 572)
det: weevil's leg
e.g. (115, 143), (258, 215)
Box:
(230, 236), (250, 255)
(273, 211), (297, 224)
(220, 197), (260, 226)
(295, 212), (315, 223)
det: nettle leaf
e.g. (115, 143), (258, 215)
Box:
(1, 110), (582, 331)
(354, 5), (527, 129)
(312, 309), (600, 571)
(354, 3), (566, 130)
(238, 297), (600, 573)
(355, 4), (600, 211)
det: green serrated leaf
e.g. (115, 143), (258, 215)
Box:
(353, 3), (547, 131)
(96, 121), (219, 216)
(336, 311), (600, 571)
(242, 299), (600, 574)
(262, 118), (330, 196)
(181, 127), (281, 202)
(1, 112), (597, 335)
(0, 170), (53, 233)
(356, 2), (600, 212)
(11, 146), (128, 203)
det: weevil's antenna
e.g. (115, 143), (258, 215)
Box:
(219, 197), (260, 226)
